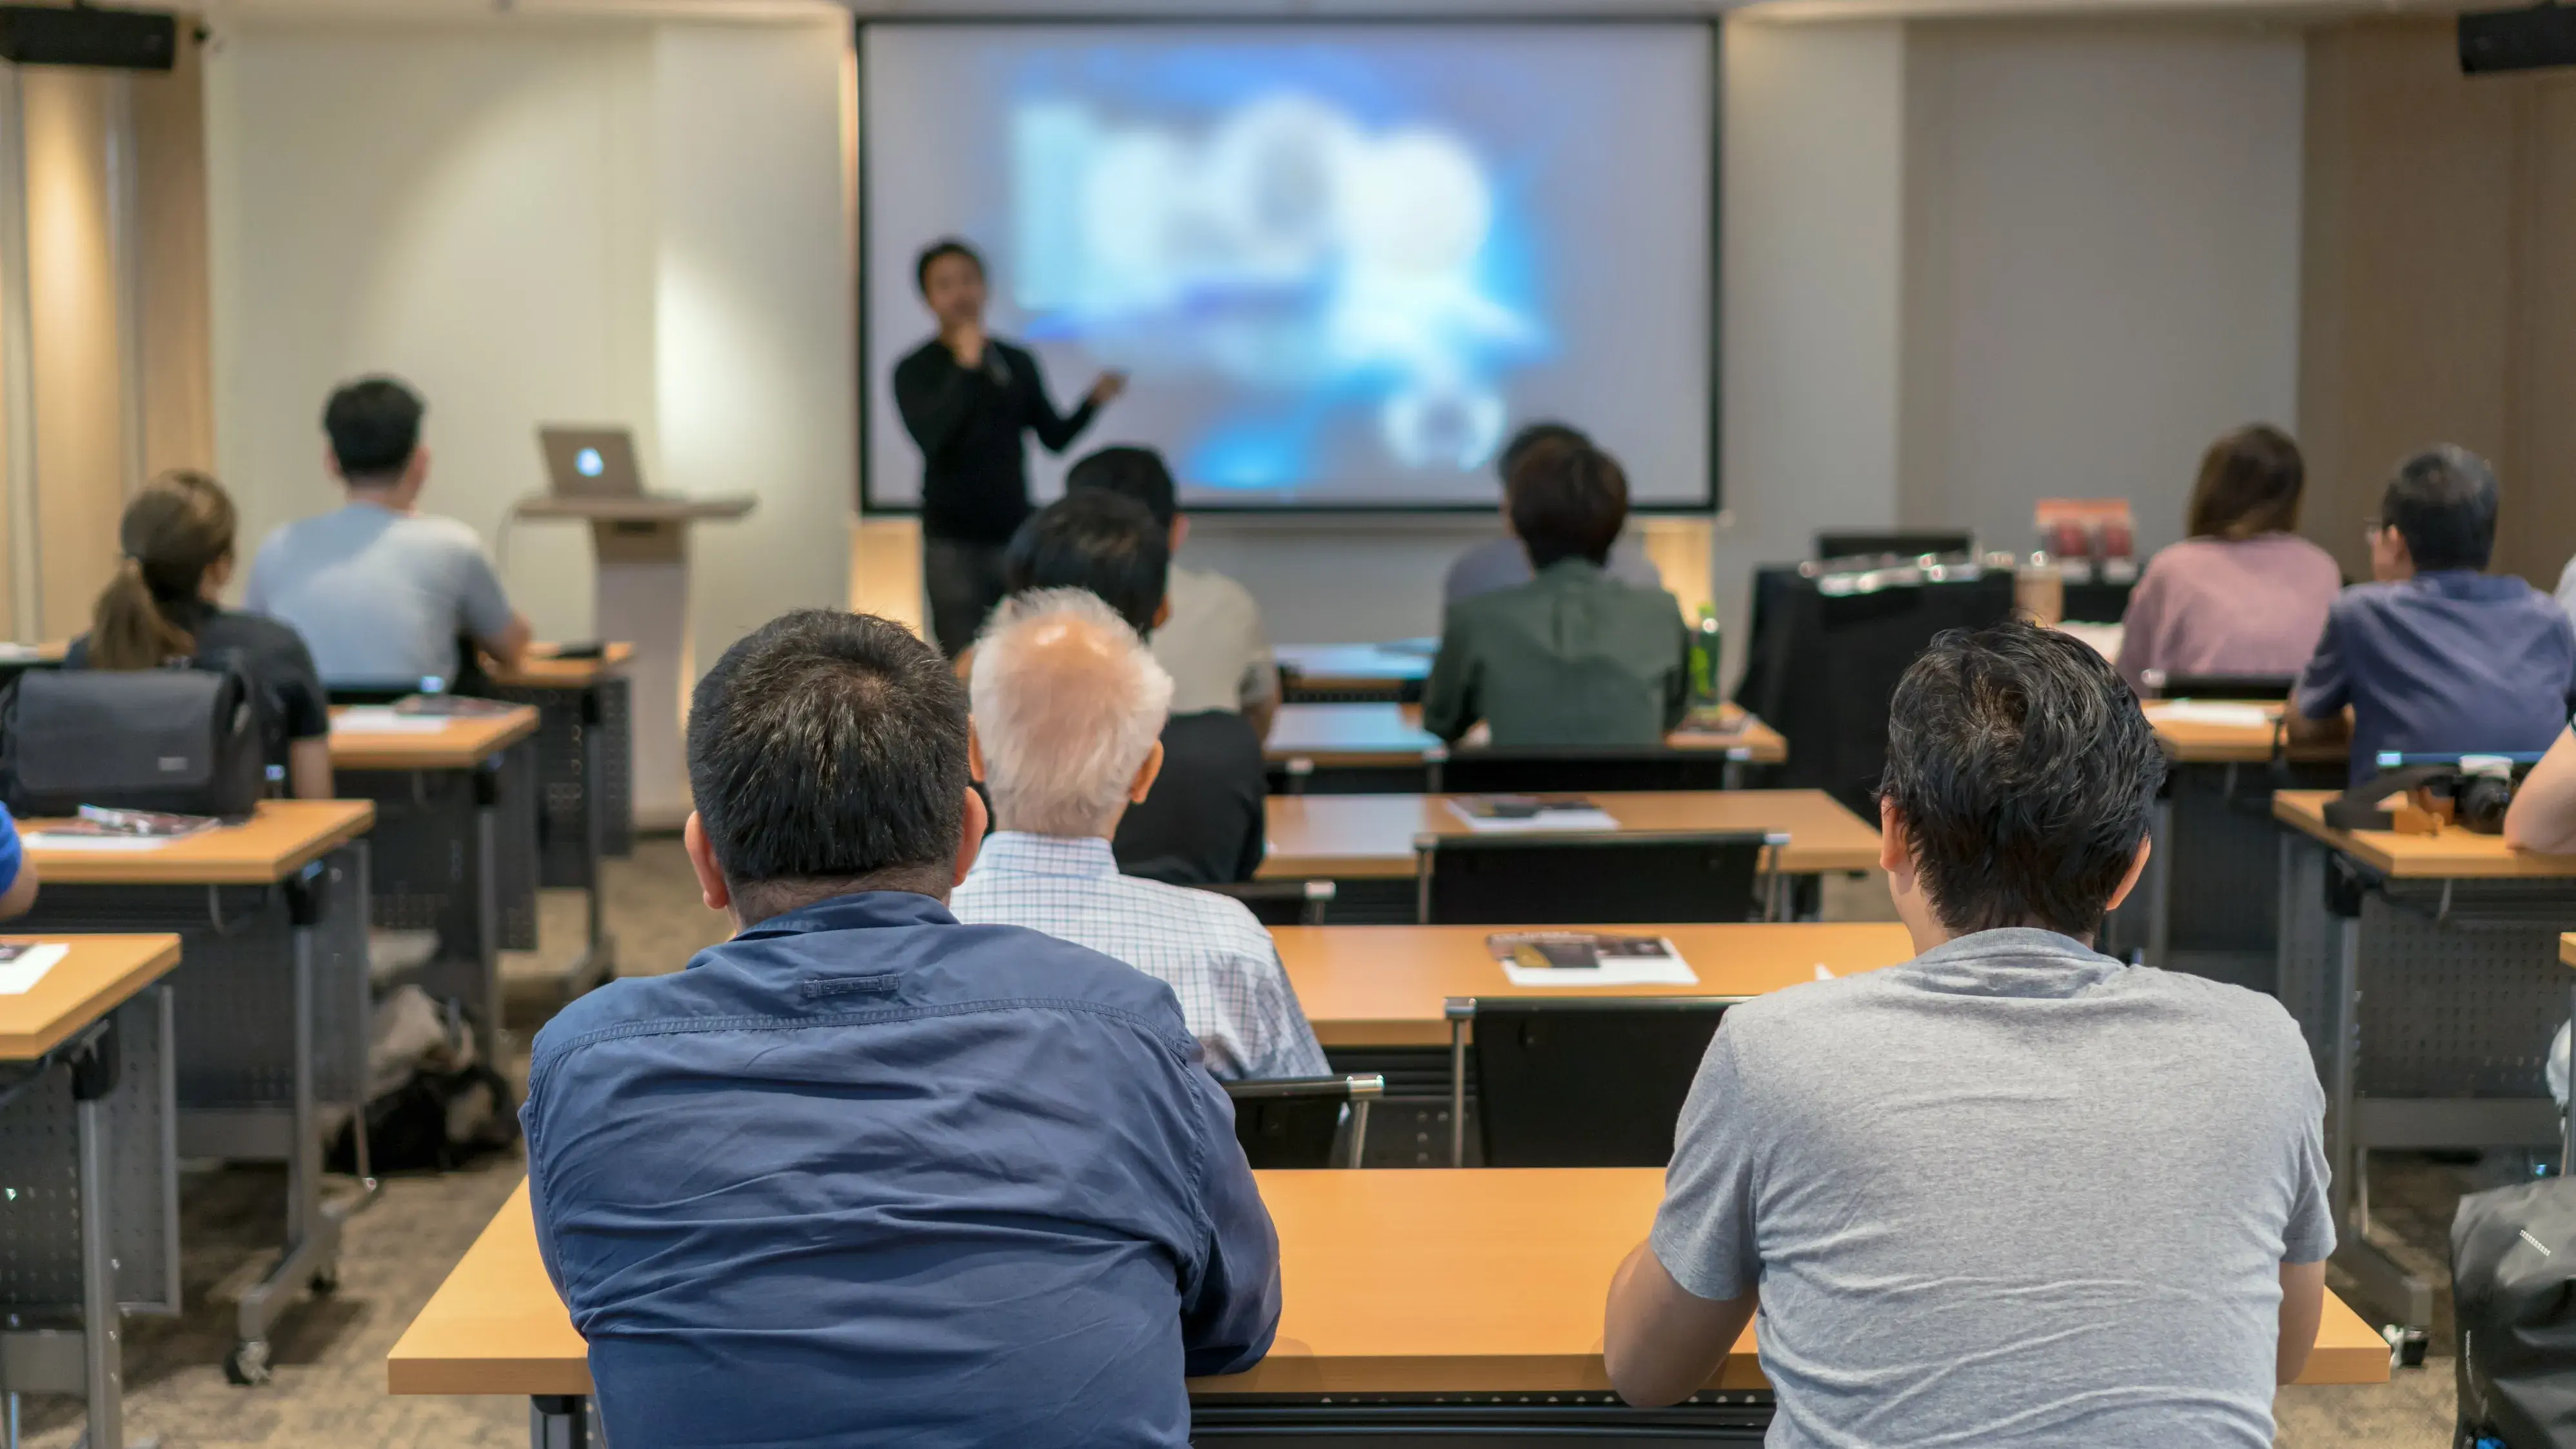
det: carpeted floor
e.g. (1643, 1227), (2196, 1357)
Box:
(17, 846), (2472, 1446)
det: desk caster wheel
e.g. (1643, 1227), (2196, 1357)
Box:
(224, 1339), (271, 1386)
(311, 1264), (340, 1296)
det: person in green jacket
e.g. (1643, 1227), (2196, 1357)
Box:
(1423, 434), (1689, 747)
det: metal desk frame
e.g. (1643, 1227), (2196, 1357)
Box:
(488, 675), (628, 997)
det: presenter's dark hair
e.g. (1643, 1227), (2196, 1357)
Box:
(1879, 620), (2164, 939)
(2186, 425), (2305, 541)
(1506, 436), (1628, 569)
(915, 237), (985, 293)
(1003, 491), (1169, 635)
(1495, 421), (1590, 486)
(1067, 445), (1178, 530)
(687, 609), (968, 918)
(323, 377), (426, 484)
(2380, 444), (2500, 572)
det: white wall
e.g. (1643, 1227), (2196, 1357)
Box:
(206, 11), (850, 678)
(1898, 22), (2306, 557)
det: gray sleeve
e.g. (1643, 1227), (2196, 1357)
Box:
(448, 532), (517, 642)
(2280, 1022), (2337, 1265)
(1647, 1021), (1762, 1302)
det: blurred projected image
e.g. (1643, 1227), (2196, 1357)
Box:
(1012, 90), (1542, 488)
(863, 25), (1713, 509)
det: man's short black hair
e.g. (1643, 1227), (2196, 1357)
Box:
(1879, 620), (2165, 940)
(915, 237), (985, 295)
(2381, 444), (2501, 573)
(1003, 491), (1169, 635)
(1495, 420), (1589, 486)
(1507, 435), (1629, 569)
(323, 377), (425, 483)
(687, 609), (969, 920)
(1066, 445), (1178, 531)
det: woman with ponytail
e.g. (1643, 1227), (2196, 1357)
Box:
(66, 471), (334, 799)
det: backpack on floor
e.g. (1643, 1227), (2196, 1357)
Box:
(2454, 1175), (2576, 1449)
(326, 985), (518, 1175)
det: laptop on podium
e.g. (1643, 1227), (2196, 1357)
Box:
(538, 426), (653, 499)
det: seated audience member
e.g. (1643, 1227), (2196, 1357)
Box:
(2504, 724), (2576, 1107)
(522, 609), (1278, 1448)
(244, 376), (532, 685)
(0, 805), (36, 919)
(2287, 446), (2576, 779)
(1005, 491), (1268, 886)
(1422, 435), (1687, 746)
(2116, 425), (2342, 691)
(952, 589), (1328, 1080)
(1067, 444), (1279, 739)
(1444, 421), (1661, 607)
(1604, 620), (2332, 1441)
(67, 471), (333, 800)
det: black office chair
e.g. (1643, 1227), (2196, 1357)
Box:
(1191, 879), (1335, 927)
(1433, 747), (1734, 795)
(1414, 831), (1775, 926)
(1814, 529), (1974, 562)
(1445, 998), (1729, 1167)
(2143, 673), (2297, 702)
(1225, 1074), (1384, 1169)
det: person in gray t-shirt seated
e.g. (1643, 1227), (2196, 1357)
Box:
(1605, 619), (2335, 1447)
(1441, 421), (1660, 608)
(244, 376), (531, 686)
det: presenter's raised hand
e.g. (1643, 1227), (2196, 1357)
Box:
(1088, 371), (1129, 407)
(944, 323), (987, 371)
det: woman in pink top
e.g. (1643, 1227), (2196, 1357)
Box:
(2116, 426), (2345, 693)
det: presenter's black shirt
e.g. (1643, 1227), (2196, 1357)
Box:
(894, 337), (1099, 544)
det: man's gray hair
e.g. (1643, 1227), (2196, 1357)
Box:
(970, 587), (1176, 838)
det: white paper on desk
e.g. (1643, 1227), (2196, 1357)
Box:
(23, 833), (173, 852)
(2148, 702), (2278, 730)
(1448, 803), (1622, 833)
(1501, 947), (1698, 989)
(0, 943), (69, 994)
(331, 709), (449, 734)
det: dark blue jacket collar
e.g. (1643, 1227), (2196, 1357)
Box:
(728, 891), (959, 944)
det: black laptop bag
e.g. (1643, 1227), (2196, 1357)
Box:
(2455, 1176), (2576, 1448)
(1, 660), (266, 817)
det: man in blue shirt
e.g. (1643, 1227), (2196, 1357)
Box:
(520, 609), (1280, 1448)
(2289, 445), (2576, 781)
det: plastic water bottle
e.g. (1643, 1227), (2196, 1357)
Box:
(1688, 606), (1722, 708)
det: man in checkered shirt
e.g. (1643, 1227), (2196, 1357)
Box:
(952, 586), (1328, 1081)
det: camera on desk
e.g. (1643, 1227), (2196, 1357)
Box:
(2321, 753), (2528, 835)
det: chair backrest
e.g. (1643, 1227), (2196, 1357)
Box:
(1224, 1074), (1384, 1169)
(1814, 529), (1974, 562)
(1416, 831), (1772, 925)
(2145, 673), (2297, 702)
(1453, 997), (1729, 1167)
(1434, 747), (1734, 796)
(1190, 878), (1335, 927)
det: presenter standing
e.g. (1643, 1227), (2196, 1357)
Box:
(895, 238), (1125, 656)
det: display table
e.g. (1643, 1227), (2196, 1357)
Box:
(513, 495), (754, 828)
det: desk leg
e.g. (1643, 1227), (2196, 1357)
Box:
(472, 769), (505, 1071)
(230, 914), (348, 1384)
(531, 1394), (593, 1449)
(75, 1071), (124, 1449)
(2324, 910), (2435, 1329)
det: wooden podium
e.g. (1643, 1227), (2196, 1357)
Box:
(515, 495), (754, 828)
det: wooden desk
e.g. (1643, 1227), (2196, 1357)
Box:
(0, 934), (183, 1060)
(2145, 702), (2346, 766)
(1278, 923), (1915, 1049)
(328, 704), (540, 771)
(388, 1172), (2388, 1441)
(2274, 790), (2576, 880)
(1261, 791), (1881, 882)
(1266, 702), (1789, 770)
(19, 799), (375, 887)
(1276, 642), (1432, 696)
(488, 642), (633, 691)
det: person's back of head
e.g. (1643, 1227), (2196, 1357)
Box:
(1066, 445), (1179, 533)
(1880, 620), (2165, 939)
(323, 376), (426, 492)
(91, 470), (237, 671)
(1003, 489), (1170, 633)
(2382, 444), (2501, 573)
(687, 609), (970, 923)
(970, 589), (1175, 840)
(1495, 421), (1589, 488)
(2187, 426), (2304, 542)
(1506, 435), (1629, 571)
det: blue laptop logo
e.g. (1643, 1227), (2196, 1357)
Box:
(575, 447), (605, 478)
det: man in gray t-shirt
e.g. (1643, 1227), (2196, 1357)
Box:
(244, 377), (529, 685)
(1605, 620), (2334, 1448)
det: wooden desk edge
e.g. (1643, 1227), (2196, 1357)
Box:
(2562, 933), (2575, 969)
(332, 706), (541, 767)
(21, 801), (377, 885)
(0, 934), (184, 1059)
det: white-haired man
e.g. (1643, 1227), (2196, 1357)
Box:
(951, 588), (1328, 1081)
